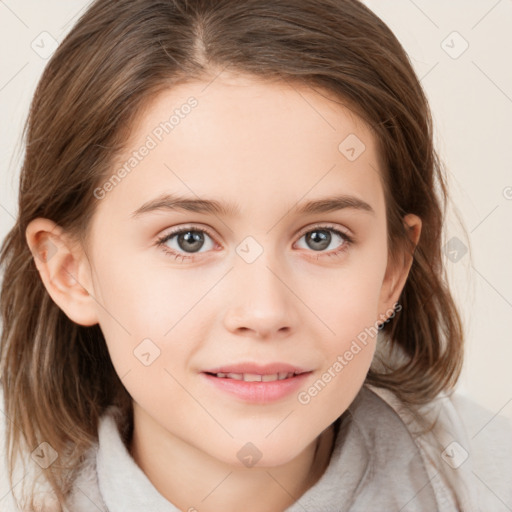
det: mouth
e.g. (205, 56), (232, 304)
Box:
(200, 363), (312, 403)
(204, 371), (304, 382)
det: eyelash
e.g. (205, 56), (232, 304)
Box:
(156, 224), (354, 263)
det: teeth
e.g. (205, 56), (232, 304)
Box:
(244, 373), (262, 382)
(215, 372), (295, 381)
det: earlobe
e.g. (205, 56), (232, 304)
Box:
(25, 218), (99, 326)
(378, 213), (422, 318)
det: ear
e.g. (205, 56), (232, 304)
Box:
(377, 213), (422, 321)
(25, 218), (99, 326)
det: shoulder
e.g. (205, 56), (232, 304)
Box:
(367, 384), (512, 511)
(0, 385), (62, 511)
(0, 385), (103, 512)
(0, 386), (18, 511)
(449, 391), (512, 507)
(65, 444), (106, 512)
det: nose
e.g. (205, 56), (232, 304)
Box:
(222, 256), (299, 340)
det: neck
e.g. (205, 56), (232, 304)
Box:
(129, 405), (336, 512)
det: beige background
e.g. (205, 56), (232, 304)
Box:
(1, 1), (511, 420)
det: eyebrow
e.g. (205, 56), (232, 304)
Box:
(131, 192), (375, 218)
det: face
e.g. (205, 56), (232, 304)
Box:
(71, 73), (411, 467)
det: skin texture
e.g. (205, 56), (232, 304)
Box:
(26, 73), (421, 512)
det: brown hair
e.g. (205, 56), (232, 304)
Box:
(0, 0), (464, 507)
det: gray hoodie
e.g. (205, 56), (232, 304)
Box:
(1, 384), (511, 511)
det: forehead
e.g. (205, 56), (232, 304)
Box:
(95, 73), (385, 222)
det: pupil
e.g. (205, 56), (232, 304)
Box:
(178, 231), (204, 253)
(307, 230), (331, 251)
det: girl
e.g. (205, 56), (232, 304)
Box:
(1, 0), (510, 511)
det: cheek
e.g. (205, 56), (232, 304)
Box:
(302, 236), (387, 401)
(295, 275), (384, 426)
(89, 241), (177, 332)
(318, 278), (381, 387)
(88, 248), (206, 382)
(316, 250), (387, 343)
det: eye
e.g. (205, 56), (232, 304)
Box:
(156, 226), (217, 262)
(156, 223), (354, 262)
(294, 224), (353, 259)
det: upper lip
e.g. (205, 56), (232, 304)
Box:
(203, 362), (311, 375)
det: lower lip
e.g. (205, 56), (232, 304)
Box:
(201, 372), (311, 404)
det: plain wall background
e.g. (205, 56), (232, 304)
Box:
(0, 1), (511, 421)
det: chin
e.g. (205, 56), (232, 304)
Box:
(213, 436), (311, 470)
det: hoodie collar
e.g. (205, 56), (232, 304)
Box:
(94, 385), (438, 512)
